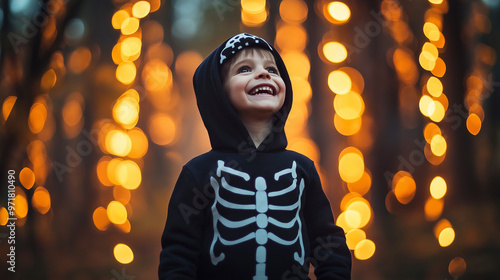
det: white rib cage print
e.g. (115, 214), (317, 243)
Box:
(209, 160), (305, 280)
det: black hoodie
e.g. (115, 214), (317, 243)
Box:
(159, 33), (351, 280)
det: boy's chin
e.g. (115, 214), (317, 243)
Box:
(250, 103), (282, 113)
(246, 97), (283, 108)
(238, 107), (281, 119)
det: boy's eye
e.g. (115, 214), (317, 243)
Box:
(237, 66), (251, 73)
(267, 67), (278, 74)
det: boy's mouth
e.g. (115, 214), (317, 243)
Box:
(248, 85), (276, 96)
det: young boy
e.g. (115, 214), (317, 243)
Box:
(159, 33), (351, 279)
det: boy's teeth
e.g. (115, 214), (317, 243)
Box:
(250, 86), (274, 95)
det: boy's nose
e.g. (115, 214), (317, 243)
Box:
(256, 68), (271, 79)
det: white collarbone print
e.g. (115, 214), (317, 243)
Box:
(209, 160), (305, 280)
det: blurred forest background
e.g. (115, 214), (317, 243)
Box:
(0, 0), (499, 279)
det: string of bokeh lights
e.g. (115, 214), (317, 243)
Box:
(464, 2), (496, 136)
(321, 1), (376, 261)
(92, 0), (162, 265)
(419, 0), (454, 249)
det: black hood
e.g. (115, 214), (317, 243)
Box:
(193, 33), (293, 153)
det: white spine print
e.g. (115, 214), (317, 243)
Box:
(209, 160), (305, 279)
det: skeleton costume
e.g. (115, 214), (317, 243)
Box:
(159, 33), (351, 280)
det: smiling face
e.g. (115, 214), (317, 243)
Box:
(222, 48), (286, 122)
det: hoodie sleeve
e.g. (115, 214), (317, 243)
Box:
(304, 163), (352, 280)
(159, 166), (204, 279)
